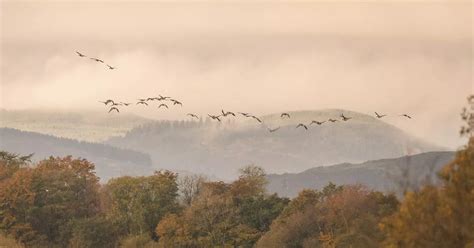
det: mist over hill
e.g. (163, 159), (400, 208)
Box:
(0, 128), (153, 181)
(266, 151), (455, 198)
(0, 109), (152, 142)
(107, 109), (443, 180)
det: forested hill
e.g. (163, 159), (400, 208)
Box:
(266, 151), (455, 197)
(107, 109), (443, 180)
(0, 128), (152, 181)
(0, 109), (151, 142)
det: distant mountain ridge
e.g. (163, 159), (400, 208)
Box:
(107, 109), (443, 180)
(266, 151), (455, 198)
(0, 109), (152, 142)
(0, 128), (153, 181)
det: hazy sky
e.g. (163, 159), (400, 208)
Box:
(1, 1), (472, 149)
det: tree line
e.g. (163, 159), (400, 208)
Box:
(0, 139), (472, 248)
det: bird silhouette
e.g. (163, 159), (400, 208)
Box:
(158, 103), (169, 109)
(296, 123), (308, 130)
(108, 107), (119, 113)
(208, 114), (221, 122)
(375, 112), (386, 118)
(281, 113), (290, 118)
(106, 64), (115, 70)
(76, 51), (86, 57)
(136, 101), (148, 106)
(187, 113), (199, 119)
(239, 112), (251, 117)
(250, 115), (262, 123)
(120, 102), (132, 106)
(328, 118), (338, 123)
(401, 114), (412, 119)
(159, 95), (171, 100)
(171, 100), (183, 106)
(99, 99), (114, 105)
(90, 57), (104, 63)
(137, 98), (147, 102)
(310, 120), (326, 125)
(221, 110), (236, 117)
(268, 127), (280, 133)
(146, 97), (156, 101)
(340, 114), (352, 121)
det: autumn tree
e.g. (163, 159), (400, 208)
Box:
(381, 95), (474, 247)
(156, 166), (289, 247)
(0, 151), (32, 182)
(178, 174), (207, 206)
(257, 184), (398, 248)
(102, 170), (180, 240)
(0, 156), (101, 247)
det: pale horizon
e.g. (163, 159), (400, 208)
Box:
(1, 1), (472, 149)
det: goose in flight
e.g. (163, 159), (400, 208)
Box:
(311, 120), (326, 125)
(136, 101), (148, 106)
(328, 118), (338, 123)
(171, 100), (183, 106)
(106, 64), (115, 70)
(250, 115), (262, 123)
(268, 127), (280, 133)
(120, 102), (132, 106)
(146, 97), (156, 102)
(159, 95), (171, 100)
(281, 113), (290, 118)
(187, 113), (199, 119)
(108, 107), (119, 113)
(99, 99), (114, 105)
(76, 51), (86, 57)
(375, 112), (386, 118)
(340, 114), (352, 121)
(90, 57), (104, 63)
(221, 110), (236, 117)
(239, 112), (251, 117)
(296, 123), (308, 130)
(208, 114), (221, 122)
(158, 103), (169, 109)
(401, 114), (412, 119)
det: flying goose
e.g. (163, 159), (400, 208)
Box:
(159, 95), (171, 100)
(250, 115), (262, 123)
(171, 100), (183, 106)
(208, 114), (221, 122)
(310, 120), (326, 125)
(239, 112), (251, 117)
(99, 99), (114, 105)
(281, 113), (290, 118)
(268, 127), (280, 133)
(401, 114), (412, 119)
(221, 110), (236, 117)
(106, 64), (115, 70)
(108, 107), (119, 113)
(328, 118), (338, 123)
(90, 57), (104, 63)
(136, 101), (148, 106)
(76, 51), (86, 57)
(187, 113), (199, 119)
(158, 103), (169, 109)
(296, 123), (308, 130)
